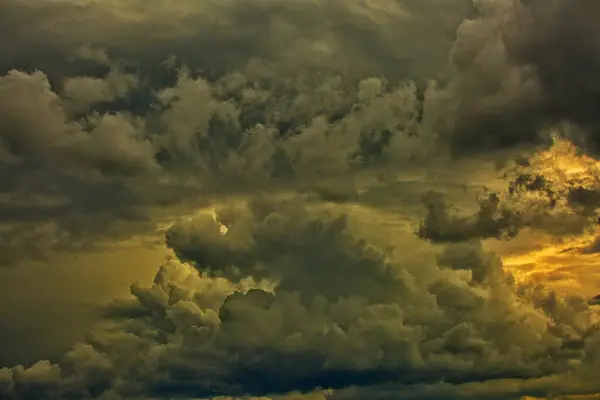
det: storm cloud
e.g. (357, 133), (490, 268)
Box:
(2, 199), (600, 399)
(1, 0), (600, 399)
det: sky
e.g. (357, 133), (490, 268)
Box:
(1, 0), (600, 399)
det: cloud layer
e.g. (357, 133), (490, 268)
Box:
(1, 0), (600, 399)
(2, 199), (600, 399)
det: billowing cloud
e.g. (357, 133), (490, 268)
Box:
(1, 199), (600, 399)
(419, 137), (600, 246)
(425, 0), (600, 156)
(0, 57), (429, 264)
(0, 0), (474, 82)
(504, 0), (600, 152)
(1, 0), (600, 399)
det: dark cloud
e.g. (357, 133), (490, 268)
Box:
(2, 199), (600, 399)
(505, 0), (600, 152)
(0, 69), (162, 263)
(0, 0), (489, 265)
(417, 190), (522, 243)
(418, 147), (600, 245)
(0, 0), (474, 82)
(425, 0), (600, 156)
(166, 199), (402, 302)
(582, 237), (600, 255)
(0, 62), (430, 265)
(1, 1), (600, 399)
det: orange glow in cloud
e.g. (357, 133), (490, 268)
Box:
(496, 137), (600, 297)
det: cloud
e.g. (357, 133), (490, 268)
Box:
(1, 199), (599, 399)
(0, 0), (474, 82)
(62, 69), (138, 112)
(165, 199), (402, 302)
(503, 0), (600, 152)
(0, 0), (515, 266)
(418, 138), (600, 245)
(1, 1), (600, 399)
(0, 58), (430, 265)
(421, 0), (600, 157)
(0, 68), (165, 263)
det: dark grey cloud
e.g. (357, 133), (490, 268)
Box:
(0, 0), (496, 265)
(0, 62), (431, 265)
(424, 0), (600, 156)
(417, 190), (522, 243)
(505, 0), (600, 152)
(0, 69), (161, 263)
(166, 199), (402, 303)
(2, 199), (600, 399)
(418, 150), (600, 245)
(0, 0), (474, 82)
(1, 1), (600, 399)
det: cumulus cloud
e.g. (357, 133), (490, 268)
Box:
(11, 0), (600, 265)
(419, 137), (600, 245)
(2, 0), (600, 399)
(0, 200), (599, 399)
(62, 70), (138, 112)
(0, 58), (429, 264)
(0, 68), (163, 263)
(423, 0), (600, 156)
(0, 0), (474, 82)
(504, 0), (600, 152)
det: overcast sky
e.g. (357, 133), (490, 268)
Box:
(1, 1), (600, 399)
